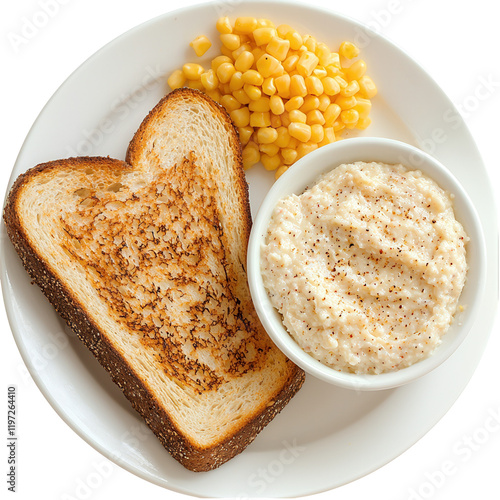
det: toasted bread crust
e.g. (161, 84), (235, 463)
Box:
(126, 88), (252, 254)
(3, 91), (305, 471)
(6, 172), (304, 471)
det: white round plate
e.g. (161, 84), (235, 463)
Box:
(1, 1), (498, 498)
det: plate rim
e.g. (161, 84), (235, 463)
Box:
(1, 0), (498, 497)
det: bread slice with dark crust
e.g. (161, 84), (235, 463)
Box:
(3, 89), (305, 472)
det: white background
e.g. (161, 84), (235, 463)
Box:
(1, 0), (499, 499)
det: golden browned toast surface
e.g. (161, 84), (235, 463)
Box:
(3, 89), (304, 471)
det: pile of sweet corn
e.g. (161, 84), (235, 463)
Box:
(168, 16), (377, 179)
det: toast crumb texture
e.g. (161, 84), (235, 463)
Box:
(3, 89), (304, 471)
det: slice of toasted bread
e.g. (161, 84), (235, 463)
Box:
(3, 89), (304, 471)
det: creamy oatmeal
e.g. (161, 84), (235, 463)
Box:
(261, 161), (468, 374)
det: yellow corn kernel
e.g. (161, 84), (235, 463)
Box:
(216, 62), (236, 83)
(288, 122), (311, 142)
(242, 144), (260, 170)
(270, 113), (282, 128)
(232, 43), (252, 60)
(262, 77), (276, 96)
(182, 63), (204, 80)
(200, 69), (219, 91)
(250, 111), (271, 128)
(274, 74), (291, 98)
(296, 51), (319, 77)
(353, 97), (372, 119)
(324, 103), (341, 126)
(257, 127), (279, 144)
(270, 94), (285, 115)
(284, 96), (304, 112)
(216, 17), (232, 35)
(319, 127), (336, 146)
(313, 66), (328, 79)
(220, 34), (241, 51)
(333, 119), (345, 132)
(232, 89), (251, 106)
(275, 165), (289, 180)
(322, 76), (341, 96)
(300, 95), (320, 113)
(261, 153), (282, 171)
(281, 148), (298, 165)
(283, 54), (300, 73)
(285, 30), (303, 50)
(340, 79), (360, 97)
(230, 107), (250, 127)
(167, 69), (186, 90)
(346, 59), (367, 81)
(257, 18), (274, 28)
(340, 108), (359, 125)
(259, 143), (280, 156)
(252, 27), (277, 46)
(358, 75), (378, 98)
(318, 94), (331, 111)
(275, 127), (291, 148)
(280, 110), (291, 127)
(244, 83), (262, 101)
(356, 117), (372, 130)
(220, 45), (234, 58)
(233, 89), (251, 105)
(190, 35), (212, 57)
(234, 17), (258, 33)
(339, 41), (359, 59)
(219, 82), (231, 95)
(206, 89), (222, 103)
(289, 109), (307, 123)
(306, 109), (325, 125)
(315, 43), (331, 66)
(289, 74), (307, 97)
(256, 54), (283, 78)
(242, 69), (264, 86)
(296, 141), (318, 159)
(220, 94), (241, 112)
(276, 24), (292, 37)
(211, 55), (232, 72)
(238, 126), (253, 145)
(234, 51), (254, 72)
(252, 46), (266, 62)
(249, 96), (271, 112)
(266, 37), (290, 61)
(325, 64), (341, 77)
(334, 75), (348, 89)
(330, 51), (341, 68)
(305, 75), (324, 96)
(186, 79), (204, 91)
(287, 137), (298, 149)
(229, 71), (244, 92)
(335, 95), (357, 110)
(303, 35), (317, 53)
(310, 123), (324, 143)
